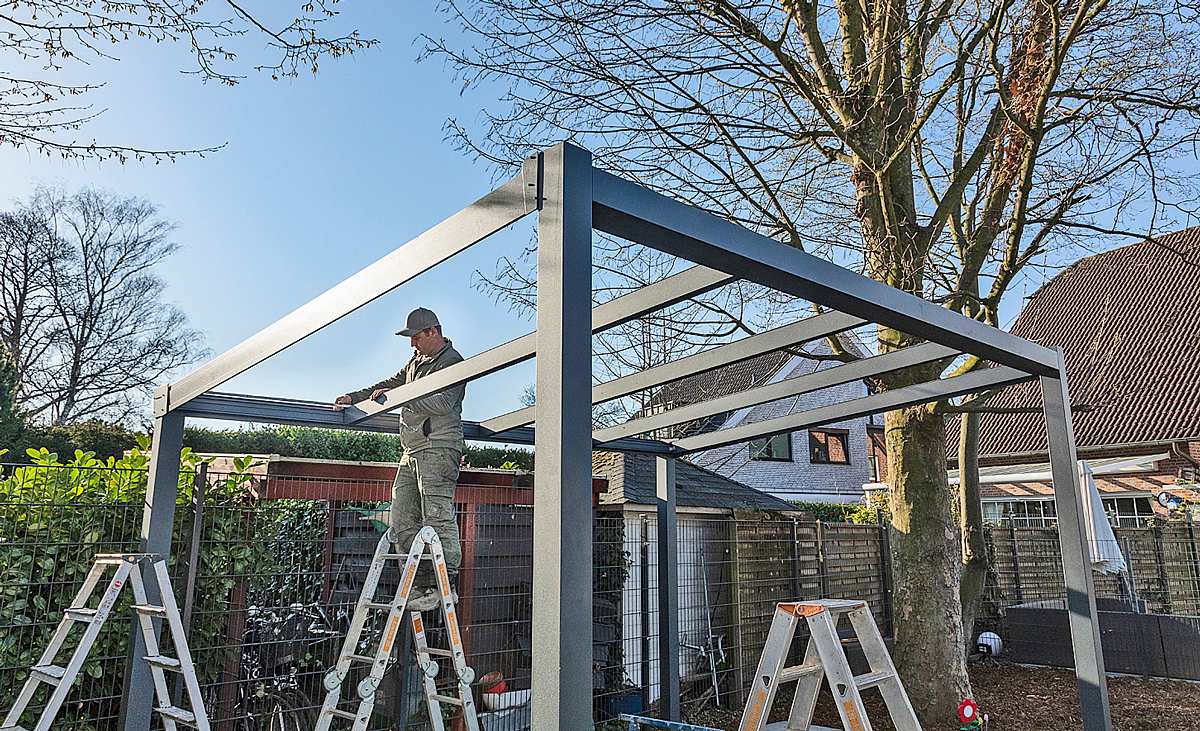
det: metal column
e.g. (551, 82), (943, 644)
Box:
(656, 456), (680, 720)
(120, 406), (185, 731)
(532, 142), (594, 730)
(1041, 351), (1112, 731)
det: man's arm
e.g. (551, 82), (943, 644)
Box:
(337, 372), (406, 405)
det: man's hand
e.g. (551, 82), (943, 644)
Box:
(332, 394), (352, 412)
(369, 388), (388, 403)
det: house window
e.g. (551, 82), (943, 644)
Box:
(1102, 497), (1155, 527)
(984, 499), (1057, 527)
(749, 433), (792, 461)
(809, 429), (850, 465)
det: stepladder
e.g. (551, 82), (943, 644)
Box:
(739, 599), (920, 731)
(1, 553), (210, 731)
(316, 526), (479, 731)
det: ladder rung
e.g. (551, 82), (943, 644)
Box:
(778, 663), (822, 683)
(854, 670), (895, 690)
(380, 553), (410, 560)
(94, 556), (129, 565)
(145, 655), (182, 670)
(348, 654), (378, 664)
(1, 724), (30, 730)
(424, 647), (454, 658)
(133, 604), (166, 616)
(431, 694), (464, 706)
(325, 708), (359, 720)
(65, 607), (98, 622)
(365, 602), (394, 610)
(155, 706), (196, 725)
(30, 664), (66, 684)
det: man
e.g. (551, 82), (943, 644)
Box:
(335, 307), (464, 612)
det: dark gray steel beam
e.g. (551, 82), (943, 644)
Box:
(347, 264), (732, 422)
(1041, 351), (1112, 730)
(532, 142), (594, 729)
(163, 158), (542, 412)
(120, 405), (183, 731)
(480, 311), (866, 435)
(591, 169), (1059, 377)
(177, 391), (680, 454)
(656, 456), (681, 720)
(669, 365), (1034, 454)
(596, 342), (958, 443)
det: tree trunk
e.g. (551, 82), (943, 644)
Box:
(886, 402), (972, 722)
(959, 410), (988, 653)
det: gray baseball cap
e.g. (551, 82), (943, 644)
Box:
(395, 307), (441, 336)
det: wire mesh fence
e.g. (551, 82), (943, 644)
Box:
(4, 462), (1200, 730)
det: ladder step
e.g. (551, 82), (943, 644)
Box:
(380, 553), (410, 560)
(325, 708), (359, 720)
(854, 670), (895, 690)
(431, 694), (464, 706)
(424, 647), (454, 658)
(778, 663), (822, 683)
(30, 664), (67, 684)
(145, 655), (182, 671)
(348, 654), (379, 664)
(1, 724), (30, 730)
(155, 706), (196, 725)
(365, 602), (395, 610)
(133, 604), (167, 616)
(65, 607), (98, 622)
(93, 556), (129, 565)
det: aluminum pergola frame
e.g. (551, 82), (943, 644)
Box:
(122, 143), (1112, 731)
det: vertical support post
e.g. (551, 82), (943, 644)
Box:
(1041, 353), (1113, 731)
(532, 142), (594, 730)
(120, 405), (184, 731)
(816, 520), (828, 598)
(656, 456), (680, 720)
(876, 509), (892, 636)
(1009, 519), (1025, 603)
(640, 515), (652, 711)
(789, 518), (803, 599)
(175, 461), (207, 705)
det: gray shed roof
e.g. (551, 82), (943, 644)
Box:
(592, 451), (796, 511)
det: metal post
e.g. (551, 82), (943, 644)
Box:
(656, 456), (680, 720)
(1041, 356), (1113, 731)
(876, 509), (892, 636)
(1009, 518), (1025, 603)
(816, 520), (828, 598)
(532, 142), (594, 730)
(789, 518), (803, 599)
(120, 407), (184, 731)
(640, 515), (652, 711)
(175, 461), (207, 705)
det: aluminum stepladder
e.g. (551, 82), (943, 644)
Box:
(738, 599), (920, 731)
(1, 553), (210, 731)
(315, 526), (479, 731)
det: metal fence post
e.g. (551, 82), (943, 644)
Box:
(1153, 525), (1173, 614)
(789, 518), (802, 599)
(120, 407), (184, 731)
(876, 509), (892, 636)
(640, 515), (651, 711)
(1041, 359), (1112, 731)
(1009, 518), (1024, 604)
(174, 461), (207, 705)
(816, 520), (828, 598)
(531, 142), (593, 730)
(655, 457), (680, 720)
(1187, 520), (1200, 612)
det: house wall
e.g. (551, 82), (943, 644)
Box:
(689, 356), (878, 504)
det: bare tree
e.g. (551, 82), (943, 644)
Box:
(0, 1), (374, 161)
(0, 187), (207, 423)
(428, 0), (1200, 717)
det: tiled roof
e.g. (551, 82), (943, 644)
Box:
(643, 331), (869, 437)
(592, 451), (797, 511)
(977, 228), (1200, 456)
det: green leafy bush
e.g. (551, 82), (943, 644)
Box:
(0, 440), (324, 730)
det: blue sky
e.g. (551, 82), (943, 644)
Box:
(0, 4), (541, 425)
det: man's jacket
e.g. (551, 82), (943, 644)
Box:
(347, 340), (465, 454)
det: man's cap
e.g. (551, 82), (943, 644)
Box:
(396, 307), (441, 336)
